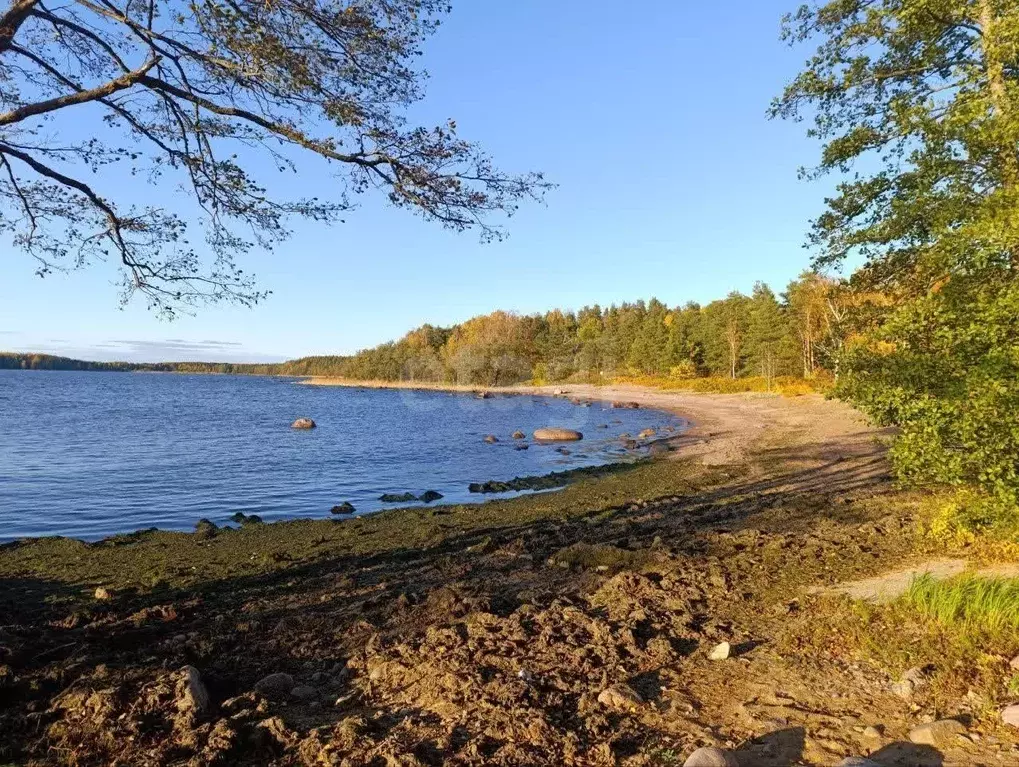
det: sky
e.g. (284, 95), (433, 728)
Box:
(0, 0), (835, 363)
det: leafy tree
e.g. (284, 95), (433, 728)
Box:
(785, 271), (828, 378)
(702, 292), (750, 379)
(773, 1), (1019, 509)
(0, 0), (548, 315)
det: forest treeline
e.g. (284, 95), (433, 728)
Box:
(1, 271), (846, 387)
(303, 271), (843, 386)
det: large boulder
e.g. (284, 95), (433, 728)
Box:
(291, 418), (316, 429)
(533, 428), (583, 442)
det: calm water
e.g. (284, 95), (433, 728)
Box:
(0, 372), (684, 540)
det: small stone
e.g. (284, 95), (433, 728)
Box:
(484, 434), (499, 444)
(512, 430), (525, 439)
(1009, 655), (1019, 671)
(93, 586), (111, 601)
(708, 641), (731, 661)
(330, 502), (355, 515)
(836, 759), (881, 767)
(291, 418), (316, 429)
(176, 665), (210, 715)
(1001, 704), (1019, 729)
(862, 725), (883, 739)
(683, 746), (738, 767)
(903, 666), (929, 686)
(908, 719), (965, 746)
(310, 672), (329, 684)
(891, 679), (914, 699)
(254, 672), (295, 698)
(418, 490), (444, 503)
(290, 685), (317, 702)
(597, 684), (643, 710)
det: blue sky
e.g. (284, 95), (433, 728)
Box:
(0, 0), (832, 363)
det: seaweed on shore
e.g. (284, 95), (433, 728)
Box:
(468, 460), (643, 494)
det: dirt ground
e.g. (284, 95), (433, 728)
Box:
(1, 388), (1015, 766)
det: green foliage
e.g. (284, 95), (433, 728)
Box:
(904, 574), (1019, 636)
(776, 0), (1019, 512)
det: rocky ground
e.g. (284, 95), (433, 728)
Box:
(2, 387), (1017, 766)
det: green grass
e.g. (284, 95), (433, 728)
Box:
(904, 574), (1019, 634)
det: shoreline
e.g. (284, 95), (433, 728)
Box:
(7, 389), (990, 766)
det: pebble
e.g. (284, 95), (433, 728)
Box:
(862, 725), (883, 739)
(683, 746), (738, 767)
(891, 679), (914, 699)
(1009, 655), (1019, 671)
(290, 685), (317, 702)
(708, 641), (731, 661)
(597, 684), (643, 710)
(1002, 704), (1019, 729)
(908, 719), (965, 746)
(94, 586), (111, 601)
(254, 672), (295, 698)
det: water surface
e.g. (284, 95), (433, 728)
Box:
(0, 372), (684, 540)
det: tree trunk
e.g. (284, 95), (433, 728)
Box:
(978, 0), (1019, 267)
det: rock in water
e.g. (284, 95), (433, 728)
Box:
(597, 684), (643, 710)
(512, 430), (526, 439)
(683, 747), (738, 767)
(254, 672), (295, 698)
(484, 434), (499, 443)
(176, 665), (210, 716)
(638, 428), (657, 439)
(418, 490), (443, 503)
(708, 641), (731, 661)
(291, 417), (316, 429)
(908, 719), (965, 746)
(195, 518), (218, 538)
(379, 492), (417, 503)
(330, 502), (355, 515)
(533, 428), (583, 441)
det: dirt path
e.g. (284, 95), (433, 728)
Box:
(1, 388), (1014, 766)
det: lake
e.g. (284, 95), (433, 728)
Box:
(0, 372), (685, 540)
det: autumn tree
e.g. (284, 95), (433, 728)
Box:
(0, 0), (548, 315)
(773, 0), (1019, 511)
(785, 272), (828, 378)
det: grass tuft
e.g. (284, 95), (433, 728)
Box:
(904, 574), (1019, 635)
